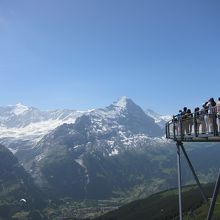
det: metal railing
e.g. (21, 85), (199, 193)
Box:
(166, 108), (220, 142)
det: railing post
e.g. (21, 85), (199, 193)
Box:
(165, 124), (168, 138)
(213, 113), (218, 136)
(173, 116), (176, 141)
(180, 118), (184, 141)
(168, 122), (171, 138)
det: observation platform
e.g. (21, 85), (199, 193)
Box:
(165, 108), (220, 220)
(165, 111), (220, 142)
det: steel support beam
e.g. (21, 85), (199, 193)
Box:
(180, 143), (208, 204)
(207, 169), (220, 220)
(176, 142), (183, 220)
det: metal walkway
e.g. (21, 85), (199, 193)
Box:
(165, 110), (220, 220)
(166, 111), (220, 142)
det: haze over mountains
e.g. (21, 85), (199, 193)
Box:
(0, 97), (174, 200)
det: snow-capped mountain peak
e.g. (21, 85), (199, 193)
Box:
(114, 96), (131, 109)
(10, 103), (29, 115)
(111, 96), (142, 113)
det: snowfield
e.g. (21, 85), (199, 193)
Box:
(0, 97), (171, 155)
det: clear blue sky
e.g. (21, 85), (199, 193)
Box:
(0, 0), (219, 114)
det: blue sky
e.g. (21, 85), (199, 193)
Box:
(0, 0), (219, 114)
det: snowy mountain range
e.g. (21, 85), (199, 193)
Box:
(0, 97), (170, 153)
(0, 104), (90, 152)
(32, 97), (165, 165)
(145, 109), (172, 128)
(0, 97), (173, 200)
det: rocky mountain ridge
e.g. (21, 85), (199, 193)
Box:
(0, 97), (169, 154)
(0, 97), (172, 200)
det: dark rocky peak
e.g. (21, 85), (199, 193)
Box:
(0, 144), (19, 170)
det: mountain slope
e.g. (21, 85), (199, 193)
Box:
(25, 97), (165, 199)
(145, 109), (171, 128)
(0, 144), (45, 219)
(96, 184), (214, 220)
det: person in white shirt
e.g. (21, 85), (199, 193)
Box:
(207, 98), (217, 134)
(202, 102), (209, 134)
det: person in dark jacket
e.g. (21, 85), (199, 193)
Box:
(194, 107), (200, 134)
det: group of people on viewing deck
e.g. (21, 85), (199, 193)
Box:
(175, 97), (220, 137)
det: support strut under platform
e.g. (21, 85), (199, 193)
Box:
(176, 141), (208, 220)
(176, 142), (183, 220)
(207, 169), (220, 220)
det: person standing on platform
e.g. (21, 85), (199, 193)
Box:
(176, 110), (182, 136)
(194, 107), (201, 134)
(182, 107), (187, 135)
(202, 102), (209, 134)
(186, 109), (193, 135)
(207, 98), (217, 134)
